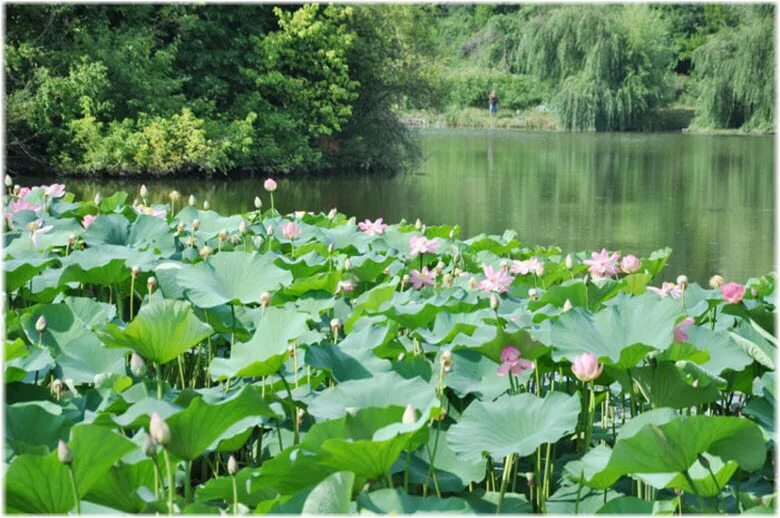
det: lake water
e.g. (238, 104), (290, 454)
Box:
(16, 129), (775, 283)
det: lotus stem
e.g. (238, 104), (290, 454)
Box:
(403, 446), (412, 492)
(279, 372), (299, 445)
(163, 449), (175, 514)
(130, 276), (135, 318)
(184, 460), (193, 504)
(682, 470), (705, 511)
(156, 363), (163, 400)
(231, 472), (238, 515)
(574, 479), (584, 514)
(67, 465), (81, 514)
(584, 383), (595, 453)
(177, 355), (186, 389)
(497, 452), (515, 514)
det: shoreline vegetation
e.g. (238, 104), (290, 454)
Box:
(5, 4), (774, 177)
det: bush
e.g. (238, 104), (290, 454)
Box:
(445, 68), (546, 111)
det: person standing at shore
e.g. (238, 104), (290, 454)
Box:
(489, 90), (499, 118)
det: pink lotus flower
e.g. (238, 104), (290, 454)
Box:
(621, 255), (641, 274)
(336, 279), (356, 294)
(497, 345), (534, 376)
(133, 204), (167, 220)
(358, 218), (389, 237)
(82, 214), (98, 229)
(583, 249), (621, 278)
(264, 178), (277, 192)
(720, 282), (745, 304)
(282, 221), (299, 240)
(6, 198), (42, 220)
(479, 264), (515, 293)
(28, 219), (53, 248)
(17, 187), (31, 200)
(43, 184), (66, 198)
(571, 352), (603, 382)
(409, 236), (439, 256)
(410, 267), (437, 289)
(674, 317), (695, 342)
(511, 257), (545, 276)
(648, 282), (683, 299)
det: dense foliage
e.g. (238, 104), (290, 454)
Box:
(3, 182), (776, 514)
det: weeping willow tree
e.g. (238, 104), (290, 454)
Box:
(691, 6), (775, 132)
(516, 5), (674, 131)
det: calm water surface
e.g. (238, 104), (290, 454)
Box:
(20, 129), (775, 283)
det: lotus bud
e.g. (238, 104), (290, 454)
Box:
(58, 440), (73, 465)
(751, 287), (758, 297)
(188, 194), (196, 206)
(562, 299), (573, 312)
(328, 243), (334, 254)
(571, 352), (603, 382)
(435, 261), (445, 275)
(227, 455), (238, 476)
(175, 223), (184, 235)
(692, 378), (700, 388)
(254, 196), (262, 209)
(345, 406), (358, 416)
(401, 274), (410, 288)
(414, 218), (422, 230)
(468, 277), (478, 290)
(449, 229), (455, 240)
(327, 208), (337, 220)
(130, 352), (147, 377)
(697, 454), (710, 470)
(94, 192), (103, 205)
(238, 220), (247, 235)
(383, 267), (391, 276)
(51, 378), (64, 398)
(402, 404), (416, 425)
(490, 293), (499, 310)
(264, 178), (277, 192)
(397, 352), (406, 361)
(259, 292), (271, 308)
(131, 265), (141, 278)
(13, 184), (21, 195)
(453, 268), (463, 277)
(296, 407), (305, 427)
(169, 190), (180, 202)
(132, 198), (140, 207)
(67, 234), (76, 246)
(528, 288), (539, 301)
(267, 225), (274, 236)
(526, 472), (535, 486)
(421, 224), (427, 233)
(344, 258), (351, 271)
(218, 229), (228, 242)
(203, 200), (210, 210)
(565, 254), (574, 270)
(330, 318), (342, 332)
(252, 236), (263, 248)
(185, 236), (196, 247)
(140, 184), (148, 199)
(144, 434), (157, 457)
(500, 260), (510, 273)
(149, 412), (171, 445)
(192, 219), (200, 231)
(709, 275), (725, 288)
(442, 273), (453, 287)
(147, 276), (157, 290)
(35, 315), (47, 333)
(4, 174), (12, 187)
(676, 275), (688, 290)
(440, 350), (453, 371)
(230, 234), (240, 246)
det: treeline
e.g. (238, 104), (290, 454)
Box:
(4, 4), (775, 177)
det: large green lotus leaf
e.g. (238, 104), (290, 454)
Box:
(82, 213), (129, 247)
(595, 496), (654, 514)
(284, 271), (340, 297)
(3, 255), (59, 292)
(350, 252), (395, 282)
(195, 468), (275, 508)
(5, 401), (71, 457)
(319, 222), (370, 252)
(545, 483), (623, 514)
(5, 217), (81, 254)
(464, 491), (533, 514)
(164, 386), (276, 460)
(111, 398), (181, 428)
(433, 349), (513, 401)
(300, 471), (355, 514)
(176, 251), (292, 308)
(563, 444), (616, 490)
(64, 296), (117, 330)
(682, 325), (754, 375)
(447, 392), (580, 463)
(414, 309), (495, 345)
(255, 446), (335, 495)
(744, 371), (775, 439)
(5, 423), (136, 513)
(175, 206), (244, 235)
(548, 292), (683, 367)
(357, 488), (472, 513)
(60, 245), (158, 286)
(5, 338), (28, 363)
(98, 299), (213, 365)
(408, 430), (487, 492)
(630, 361), (721, 409)
(305, 324), (393, 382)
(20, 303), (126, 384)
(126, 214), (175, 253)
(636, 453), (738, 497)
(307, 370), (437, 420)
(5, 347), (55, 383)
(209, 307), (309, 379)
(83, 459), (155, 513)
(729, 320), (775, 369)
(344, 279), (398, 332)
(275, 251), (328, 278)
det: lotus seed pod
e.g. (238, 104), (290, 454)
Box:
(218, 229), (228, 242)
(414, 218), (422, 230)
(402, 404), (416, 425)
(147, 276), (157, 289)
(528, 288), (539, 301)
(565, 254), (574, 269)
(709, 275), (725, 288)
(467, 277), (478, 290)
(188, 194), (196, 206)
(230, 235), (240, 246)
(330, 318), (342, 331)
(676, 275), (688, 290)
(131, 265), (141, 278)
(169, 190), (181, 202)
(238, 220), (247, 235)
(58, 440), (73, 464)
(130, 352), (147, 377)
(327, 208), (337, 220)
(140, 184), (148, 199)
(192, 219), (200, 231)
(490, 293), (499, 310)
(254, 196), (262, 209)
(203, 200), (210, 210)
(149, 413), (171, 445)
(563, 299), (573, 312)
(227, 455), (238, 476)
(526, 472), (535, 485)
(13, 184), (21, 195)
(94, 192), (103, 205)
(67, 234), (76, 246)
(500, 260), (510, 273)
(4, 174), (12, 187)
(199, 246), (213, 259)
(259, 291), (271, 307)
(35, 315), (47, 332)
(442, 273), (453, 287)
(144, 434), (157, 456)
(175, 223), (184, 235)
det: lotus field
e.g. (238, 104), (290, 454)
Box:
(3, 181), (776, 515)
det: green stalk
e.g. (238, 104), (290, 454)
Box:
(574, 479), (584, 514)
(497, 452), (515, 514)
(231, 474), (239, 515)
(584, 383), (595, 453)
(403, 446), (412, 492)
(163, 450), (175, 514)
(184, 460), (193, 504)
(156, 363), (163, 400)
(682, 470), (705, 511)
(67, 465), (81, 514)
(279, 373), (299, 445)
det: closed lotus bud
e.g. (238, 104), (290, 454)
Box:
(383, 267), (391, 276)
(227, 455), (238, 476)
(435, 261), (445, 274)
(185, 236), (196, 247)
(296, 407), (305, 427)
(697, 454), (710, 470)
(402, 404), (416, 425)
(449, 229), (455, 240)
(131, 265), (141, 278)
(526, 472), (535, 486)
(571, 352), (604, 382)
(528, 288), (539, 301)
(453, 268), (463, 277)
(328, 243), (334, 254)
(565, 254), (574, 270)
(144, 434), (157, 456)
(253, 236), (263, 248)
(130, 352), (147, 376)
(421, 224), (427, 233)
(203, 200), (210, 210)
(676, 275), (688, 290)
(149, 413), (171, 445)
(13, 184), (21, 195)
(264, 178), (277, 192)
(402, 274), (410, 287)
(230, 234), (240, 246)
(442, 273), (453, 287)
(259, 291), (271, 307)
(500, 260), (510, 273)
(175, 223), (184, 235)
(51, 378), (64, 397)
(440, 350), (453, 369)
(94, 192), (103, 205)
(4, 174), (12, 187)
(563, 299), (573, 312)
(267, 225), (274, 236)
(192, 219), (200, 231)
(254, 196), (262, 209)
(35, 315), (47, 332)
(238, 220), (247, 235)
(751, 287), (758, 297)
(490, 293), (499, 310)
(415, 218), (422, 230)
(169, 190), (180, 202)
(147, 276), (157, 290)
(344, 258), (351, 271)
(218, 229), (228, 242)
(330, 318), (342, 331)
(67, 234), (76, 246)
(692, 378), (699, 388)
(140, 184), (148, 199)
(468, 277), (479, 289)
(58, 440), (73, 465)
(188, 194), (196, 206)
(345, 406), (358, 416)
(327, 208), (337, 220)
(132, 198), (140, 207)
(397, 352), (406, 361)
(709, 275), (725, 288)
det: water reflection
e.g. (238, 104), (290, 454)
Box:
(17, 129), (774, 283)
